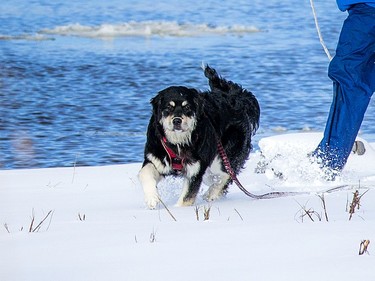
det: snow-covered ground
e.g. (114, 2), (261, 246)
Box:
(1, 133), (375, 281)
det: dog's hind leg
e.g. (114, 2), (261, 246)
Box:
(203, 156), (231, 202)
(139, 163), (162, 209)
(176, 180), (199, 207)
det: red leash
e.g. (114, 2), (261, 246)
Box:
(216, 139), (264, 199)
(216, 139), (307, 199)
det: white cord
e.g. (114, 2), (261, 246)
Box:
(310, 0), (333, 61)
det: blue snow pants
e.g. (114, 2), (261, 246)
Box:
(314, 4), (375, 172)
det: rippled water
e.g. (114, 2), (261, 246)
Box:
(1, 0), (374, 169)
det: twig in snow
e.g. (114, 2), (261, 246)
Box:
(78, 213), (86, 221)
(46, 210), (54, 231)
(29, 209), (54, 232)
(317, 193), (329, 222)
(195, 204), (212, 221)
(359, 239), (370, 255)
(149, 228), (157, 243)
(29, 209), (35, 233)
(234, 208), (244, 221)
(348, 189), (369, 221)
(195, 205), (200, 221)
(157, 196), (177, 222)
(203, 205), (211, 221)
(295, 201), (321, 222)
(4, 223), (10, 233)
(71, 153), (80, 184)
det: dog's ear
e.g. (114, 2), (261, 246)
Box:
(190, 88), (204, 117)
(150, 92), (162, 118)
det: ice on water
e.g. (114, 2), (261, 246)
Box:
(39, 21), (260, 39)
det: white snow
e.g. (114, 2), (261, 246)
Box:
(1, 132), (375, 281)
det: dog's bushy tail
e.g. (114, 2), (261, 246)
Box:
(205, 64), (247, 95)
(202, 63), (260, 134)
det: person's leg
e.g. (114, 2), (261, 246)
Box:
(314, 4), (375, 174)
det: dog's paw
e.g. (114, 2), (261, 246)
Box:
(175, 197), (195, 207)
(144, 194), (160, 209)
(203, 186), (224, 202)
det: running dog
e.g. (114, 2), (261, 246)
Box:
(139, 65), (260, 208)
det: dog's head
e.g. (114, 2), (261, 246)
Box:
(151, 86), (202, 145)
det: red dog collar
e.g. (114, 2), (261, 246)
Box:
(161, 137), (184, 172)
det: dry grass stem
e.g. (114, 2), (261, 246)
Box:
(359, 239), (370, 255)
(29, 209), (54, 232)
(28, 212), (35, 233)
(203, 205), (211, 221)
(234, 208), (244, 221)
(318, 193), (329, 222)
(149, 228), (157, 243)
(295, 201), (321, 222)
(348, 189), (369, 221)
(195, 206), (200, 221)
(71, 153), (79, 184)
(4, 223), (10, 233)
(78, 213), (86, 221)
(157, 196), (177, 222)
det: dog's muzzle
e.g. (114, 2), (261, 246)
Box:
(172, 117), (183, 130)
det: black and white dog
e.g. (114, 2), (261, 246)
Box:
(139, 65), (260, 208)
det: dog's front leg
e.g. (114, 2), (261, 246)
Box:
(176, 161), (204, 207)
(139, 163), (162, 209)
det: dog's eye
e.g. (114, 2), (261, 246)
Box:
(183, 104), (191, 112)
(163, 105), (174, 115)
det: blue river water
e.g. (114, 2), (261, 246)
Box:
(1, 0), (374, 169)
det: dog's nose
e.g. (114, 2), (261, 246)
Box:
(173, 117), (182, 126)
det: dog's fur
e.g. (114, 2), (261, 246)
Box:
(139, 65), (260, 208)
